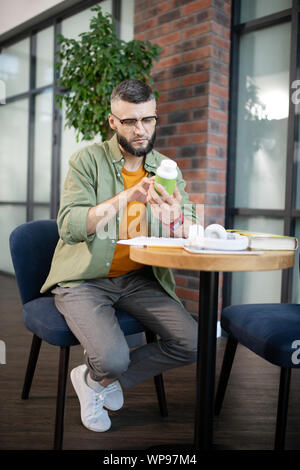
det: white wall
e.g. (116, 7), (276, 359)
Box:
(0, 0), (65, 35)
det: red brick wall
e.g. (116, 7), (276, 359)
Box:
(134, 0), (232, 314)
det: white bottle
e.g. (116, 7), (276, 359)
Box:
(154, 160), (178, 196)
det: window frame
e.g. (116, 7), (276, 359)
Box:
(0, 0), (121, 221)
(224, 0), (300, 307)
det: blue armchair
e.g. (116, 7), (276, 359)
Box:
(9, 219), (168, 449)
(215, 302), (300, 450)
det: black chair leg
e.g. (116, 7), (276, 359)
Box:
(153, 373), (168, 418)
(274, 367), (291, 451)
(214, 334), (238, 415)
(53, 346), (70, 450)
(22, 334), (42, 399)
(145, 330), (168, 417)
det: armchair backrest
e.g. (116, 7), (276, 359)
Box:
(9, 220), (59, 304)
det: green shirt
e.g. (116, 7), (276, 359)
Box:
(41, 134), (197, 304)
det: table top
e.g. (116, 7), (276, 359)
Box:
(130, 246), (295, 272)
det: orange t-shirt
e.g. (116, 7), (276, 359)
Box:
(108, 164), (148, 278)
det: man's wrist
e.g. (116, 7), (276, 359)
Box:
(86, 190), (129, 235)
(169, 212), (184, 232)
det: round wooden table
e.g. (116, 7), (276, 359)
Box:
(130, 246), (295, 450)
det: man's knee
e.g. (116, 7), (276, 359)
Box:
(179, 321), (198, 364)
(173, 311), (198, 364)
(90, 344), (130, 378)
(102, 350), (130, 377)
(184, 345), (197, 364)
(179, 337), (198, 364)
(163, 333), (198, 365)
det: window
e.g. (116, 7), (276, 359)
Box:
(235, 23), (290, 211)
(0, 0), (134, 273)
(226, 0), (299, 306)
(239, 0), (292, 23)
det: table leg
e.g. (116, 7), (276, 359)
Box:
(194, 271), (219, 450)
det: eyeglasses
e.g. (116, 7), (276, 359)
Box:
(111, 113), (158, 129)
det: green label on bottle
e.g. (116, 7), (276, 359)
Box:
(154, 174), (176, 196)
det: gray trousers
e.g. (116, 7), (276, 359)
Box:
(52, 267), (198, 390)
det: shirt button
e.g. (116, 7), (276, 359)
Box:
(106, 262), (110, 267)
(112, 240), (115, 243)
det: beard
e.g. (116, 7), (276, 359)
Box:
(116, 129), (156, 157)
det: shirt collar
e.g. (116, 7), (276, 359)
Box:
(107, 134), (124, 162)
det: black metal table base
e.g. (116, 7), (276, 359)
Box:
(148, 271), (220, 451)
(195, 271), (219, 450)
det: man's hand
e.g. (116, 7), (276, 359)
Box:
(126, 176), (155, 203)
(147, 180), (182, 225)
(87, 176), (155, 236)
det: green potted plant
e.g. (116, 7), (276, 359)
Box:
(55, 5), (162, 142)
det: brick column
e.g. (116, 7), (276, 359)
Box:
(134, 0), (232, 315)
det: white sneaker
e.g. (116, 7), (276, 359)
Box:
(85, 365), (124, 411)
(100, 380), (124, 411)
(70, 365), (111, 432)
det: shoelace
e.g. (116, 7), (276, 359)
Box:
(95, 394), (105, 405)
(99, 382), (119, 400)
(91, 393), (106, 419)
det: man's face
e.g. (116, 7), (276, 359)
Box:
(109, 99), (157, 157)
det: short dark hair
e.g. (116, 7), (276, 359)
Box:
(110, 79), (155, 105)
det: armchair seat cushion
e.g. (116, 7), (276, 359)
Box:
(23, 296), (146, 347)
(23, 297), (79, 347)
(221, 303), (300, 368)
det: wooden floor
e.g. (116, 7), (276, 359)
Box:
(1, 273), (300, 451)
